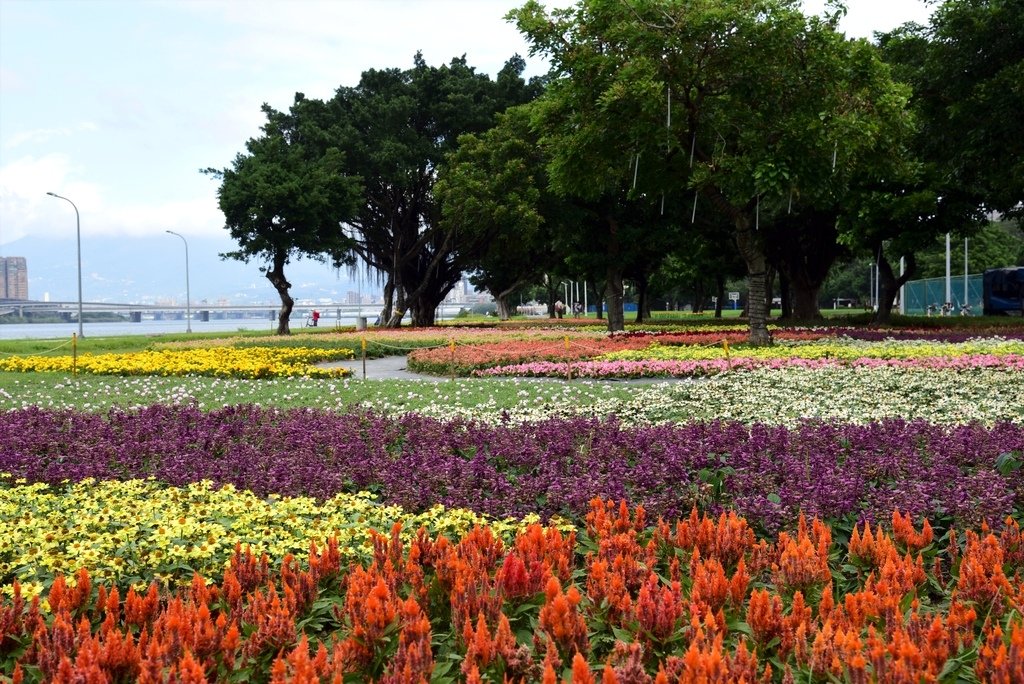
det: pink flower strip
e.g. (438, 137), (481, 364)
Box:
(470, 354), (1024, 378)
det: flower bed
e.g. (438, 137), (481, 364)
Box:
(0, 346), (353, 379)
(2, 406), (1021, 533)
(598, 338), (1024, 363)
(3, 500), (1022, 682)
(0, 477), (552, 593)
(405, 329), (837, 376)
(475, 353), (1024, 379)
(4, 325), (1024, 681)
(409, 332), (1024, 377)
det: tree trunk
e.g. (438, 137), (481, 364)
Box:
(634, 274), (650, 323)
(715, 275), (725, 318)
(765, 265), (776, 320)
(790, 279), (823, 320)
(492, 279), (529, 322)
(378, 277), (395, 327)
(779, 271), (792, 319)
(605, 216), (625, 332)
(875, 251), (917, 324)
(384, 239), (408, 327)
(386, 272), (407, 327)
(769, 210), (841, 322)
(265, 251), (293, 336)
(410, 300), (434, 327)
(692, 279), (706, 314)
(495, 296), (511, 320)
(734, 220), (772, 345)
(604, 269), (625, 332)
(590, 278), (605, 319)
(546, 277), (559, 318)
(787, 262), (826, 320)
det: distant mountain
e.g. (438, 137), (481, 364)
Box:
(0, 234), (376, 305)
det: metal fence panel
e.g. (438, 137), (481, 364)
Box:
(901, 275), (983, 315)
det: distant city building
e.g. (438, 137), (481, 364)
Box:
(0, 257), (29, 300)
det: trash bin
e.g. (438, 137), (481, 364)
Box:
(356, 316), (367, 331)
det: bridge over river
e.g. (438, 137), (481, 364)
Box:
(0, 299), (467, 325)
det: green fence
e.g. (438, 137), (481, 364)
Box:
(901, 274), (983, 315)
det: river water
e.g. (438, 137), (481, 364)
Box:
(0, 314), (394, 340)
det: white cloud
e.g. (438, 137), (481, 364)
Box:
(4, 122), (98, 150)
(803, 0), (933, 37)
(0, 153), (99, 243)
(0, 152), (227, 245)
(0, 67), (27, 94)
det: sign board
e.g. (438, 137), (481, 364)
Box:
(728, 291), (740, 301)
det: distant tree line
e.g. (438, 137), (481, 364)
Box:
(205, 0), (1022, 339)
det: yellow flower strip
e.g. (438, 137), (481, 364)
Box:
(0, 476), (567, 599)
(598, 338), (1024, 363)
(0, 346), (354, 379)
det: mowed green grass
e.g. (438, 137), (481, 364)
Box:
(2, 314), (1021, 423)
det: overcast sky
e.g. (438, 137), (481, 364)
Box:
(1, 0), (935, 248)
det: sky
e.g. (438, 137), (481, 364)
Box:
(0, 0), (935, 301)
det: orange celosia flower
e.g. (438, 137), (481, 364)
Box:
(773, 528), (830, 593)
(572, 651), (596, 684)
(635, 573), (684, 644)
(689, 555), (730, 617)
(956, 530), (1014, 615)
(379, 597), (434, 684)
(585, 557), (634, 628)
(462, 612), (494, 673)
(976, 621), (1024, 683)
(667, 507), (756, 570)
(891, 511), (934, 552)
(747, 588), (783, 647)
(539, 577), (589, 659)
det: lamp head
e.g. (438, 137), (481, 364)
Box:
(46, 191), (57, 196)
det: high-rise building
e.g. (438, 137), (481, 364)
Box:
(0, 257), (29, 300)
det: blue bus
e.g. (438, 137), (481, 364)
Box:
(983, 267), (1024, 316)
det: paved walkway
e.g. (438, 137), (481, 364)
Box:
(319, 355), (449, 382)
(319, 355), (688, 384)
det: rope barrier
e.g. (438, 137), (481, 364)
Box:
(364, 339), (451, 352)
(0, 337), (74, 358)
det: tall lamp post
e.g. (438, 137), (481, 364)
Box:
(45, 192), (84, 338)
(165, 230), (192, 333)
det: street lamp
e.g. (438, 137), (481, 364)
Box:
(45, 192), (84, 338)
(165, 230), (192, 333)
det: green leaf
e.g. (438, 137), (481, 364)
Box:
(726, 619), (753, 637)
(995, 451), (1022, 476)
(611, 626), (635, 643)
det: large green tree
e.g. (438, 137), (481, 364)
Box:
(331, 54), (541, 327)
(205, 95), (361, 335)
(888, 0), (1023, 222)
(863, 0), (1024, 320)
(512, 0), (912, 343)
(435, 105), (569, 320)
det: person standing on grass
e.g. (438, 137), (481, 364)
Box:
(312, 310), (320, 326)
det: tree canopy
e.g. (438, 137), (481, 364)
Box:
(330, 53), (541, 327)
(207, 0), (1020, 332)
(511, 0), (912, 340)
(204, 95), (361, 334)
